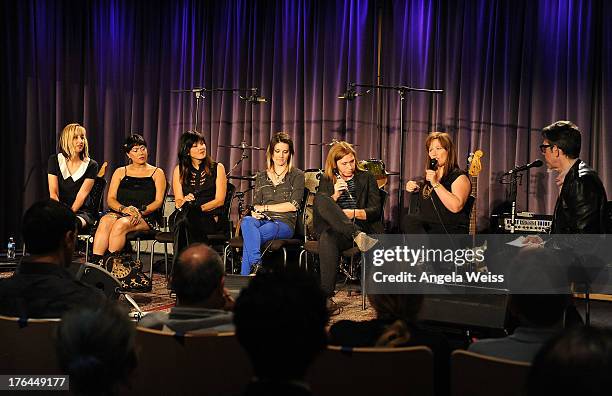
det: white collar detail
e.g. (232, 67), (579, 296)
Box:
(58, 153), (90, 181)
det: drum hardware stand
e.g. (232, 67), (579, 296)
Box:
(339, 82), (443, 227)
(227, 151), (249, 177)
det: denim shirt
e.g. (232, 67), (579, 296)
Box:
(253, 168), (305, 231)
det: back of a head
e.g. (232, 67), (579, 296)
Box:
(541, 120), (581, 159)
(506, 249), (570, 327)
(233, 269), (328, 380)
(368, 294), (424, 323)
(56, 301), (137, 396)
(171, 244), (224, 305)
(22, 199), (77, 255)
(528, 326), (612, 396)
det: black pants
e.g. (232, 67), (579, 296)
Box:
(314, 194), (362, 296)
(172, 207), (223, 269)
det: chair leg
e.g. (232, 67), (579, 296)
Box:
(163, 242), (169, 280)
(150, 240), (157, 280)
(136, 239), (141, 262)
(361, 255), (367, 310)
(298, 250), (305, 270)
(282, 248), (287, 267)
(85, 237), (90, 263)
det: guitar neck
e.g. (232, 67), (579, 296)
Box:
(469, 175), (478, 235)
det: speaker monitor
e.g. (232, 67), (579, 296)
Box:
(418, 286), (510, 338)
(76, 263), (122, 300)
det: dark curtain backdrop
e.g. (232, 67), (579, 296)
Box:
(2, 0), (610, 243)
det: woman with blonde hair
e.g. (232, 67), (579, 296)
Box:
(402, 132), (471, 234)
(314, 141), (382, 305)
(239, 132), (304, 275)
(48, 123), (99, 230)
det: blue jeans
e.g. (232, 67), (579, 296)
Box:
(240, 216), (293, 275)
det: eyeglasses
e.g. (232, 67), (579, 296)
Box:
(539, 144), (553, 153)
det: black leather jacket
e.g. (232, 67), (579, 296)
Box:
(552, 160), (607, 233)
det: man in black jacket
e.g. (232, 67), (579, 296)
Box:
(540, 121), (607, 233)
(0, 199), (105, 318)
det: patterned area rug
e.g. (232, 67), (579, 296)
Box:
(0, 265), (375, 324)
(133, 273), (375, 324)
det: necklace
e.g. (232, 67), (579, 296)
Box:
(273, 166), (287, 181)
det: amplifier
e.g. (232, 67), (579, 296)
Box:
(491, 212), (553, 234)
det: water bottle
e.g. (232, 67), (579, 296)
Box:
(7, 237), (16, 260)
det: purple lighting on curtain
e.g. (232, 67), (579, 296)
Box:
(1, 0), (610, 242)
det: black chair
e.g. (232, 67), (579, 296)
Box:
(224, 188), (309, 273)
(78, 175), (107, 262)
(125, 181), (169, 278)
(299, 188), (388, 309)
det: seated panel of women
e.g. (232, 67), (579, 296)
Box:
(240, 132), (305, 275)
(402, 132), (472, 234)
(172, 131), (227, 258)
(313, 141), (382, 299)
(91, 134), (166, 263)
(48, 123), (99, 230)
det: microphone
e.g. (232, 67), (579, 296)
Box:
(240, 88), (267, 103)
(338, 83), (371, 100)
(338, 89), (371, 100)
(504, 159), (543, 175)
(334, 170), (355, 202)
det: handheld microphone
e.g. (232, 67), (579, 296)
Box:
(426, 158), (439, 187)
(504, 159), (543, 175)
(334, 169), (355, 201)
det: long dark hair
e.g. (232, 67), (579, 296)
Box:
(177, 131), (213, 183)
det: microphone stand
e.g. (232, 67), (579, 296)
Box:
(341, 82), (443, 227)
(498, 172), (524, 234)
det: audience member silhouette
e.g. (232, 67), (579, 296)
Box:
(56, 301), (137, 396)
(469, 249), (570, 362)
(527, 326), (612, 396)
(329, 293), (450, 396)
(233, 269), (328, 396)
(138, 243), (234, 333)
(0, 199), (105, 318)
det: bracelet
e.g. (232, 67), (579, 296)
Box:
(432, 182), (441, 189)
(118, 205), (126, 213)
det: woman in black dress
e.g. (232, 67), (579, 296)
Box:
(48, 123), (99, 230)
(92, 134), (166, 261)
(402, 132), (472, 234)
(171, 131), (227, 257)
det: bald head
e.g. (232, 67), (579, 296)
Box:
(171, 244), (225, 306)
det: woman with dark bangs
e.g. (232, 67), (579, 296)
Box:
(91, 134), (166, 263)
(171, 131), (227, 259)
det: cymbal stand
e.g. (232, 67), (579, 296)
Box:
(226, 150), (249, 177)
